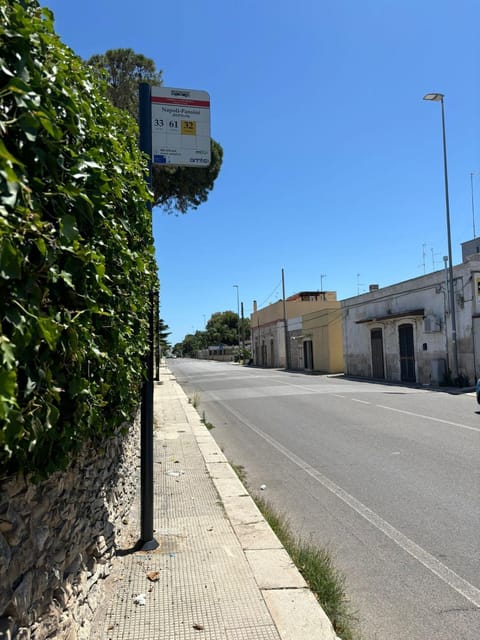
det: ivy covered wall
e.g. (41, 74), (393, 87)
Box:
(0, 0), (157, 478)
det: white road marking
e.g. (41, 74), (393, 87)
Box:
(209, 392), (480, 609)
(351, 398), (371, 405)
(375, 404), (480, 433)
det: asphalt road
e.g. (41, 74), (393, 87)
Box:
(167, 358), (480, 640)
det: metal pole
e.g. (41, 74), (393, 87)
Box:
(282, 268), (290, 370)
(233, 285), (240, 359)
(241, 301), (246, 356)
(443, 256), (450, 374)
(154, 289), (160, 381)
(138, 82), (158, 551)
(439, 97), (459, 380)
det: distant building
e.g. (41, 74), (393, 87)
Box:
(341, 245), (480, 385)
(196, 345), (237, 362)
(250, 291), (343, 372)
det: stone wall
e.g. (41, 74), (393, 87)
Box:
(0, 412), (140, 640)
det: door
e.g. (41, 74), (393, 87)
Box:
(399, 323), (416, 382)
(371, 328), (385, 379)
(303, 340), (314, 370)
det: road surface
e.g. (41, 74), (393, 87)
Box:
(167, 359), (479, 640)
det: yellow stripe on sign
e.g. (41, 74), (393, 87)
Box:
(181, 120), (196, 135)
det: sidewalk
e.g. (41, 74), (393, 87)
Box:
(90, 363), (340, 640)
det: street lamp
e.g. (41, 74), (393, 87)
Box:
(423, 92), (458, 380)
(233, 285), (240, 357)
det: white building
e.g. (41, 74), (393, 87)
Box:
(341, 247), (480, 386)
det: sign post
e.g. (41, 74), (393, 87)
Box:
(138, 83), (158, 551)
(137, 83), (210, 550)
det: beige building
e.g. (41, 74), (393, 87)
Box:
(250, 291), (343, 372)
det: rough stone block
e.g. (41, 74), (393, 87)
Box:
(0, 417), (139, 639)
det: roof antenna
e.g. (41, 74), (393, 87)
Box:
(471, 172), (477, 238)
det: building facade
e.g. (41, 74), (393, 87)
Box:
(250, 291), (343, 372)
(341, 253), (480, 385)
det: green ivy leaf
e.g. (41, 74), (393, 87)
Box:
(5, 77), (31, 95)
(0, 238), (23, 279)
(60, 214), (79, 241)
(0, 139), (24, 167)
(36, 110), (63, 139)
(69, 377), (89, 397)
(35, 237), (47, 256)
(18, 113), (40, 142)
(58, 270), (74, 288)
(37, 316), (62, 350)
(0, 337), (16, 369)
(0, 369), (17, 419)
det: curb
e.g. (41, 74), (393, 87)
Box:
(176, 374), (341, 640)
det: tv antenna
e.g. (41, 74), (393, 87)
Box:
(471, 172), (477, 238)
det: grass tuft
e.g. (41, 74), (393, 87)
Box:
(230, 463), (247, 484)
(189, 392), (201, 408)
(253, 495), (361, 640)
(201, 410), (215, 430)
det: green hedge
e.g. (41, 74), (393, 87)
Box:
(0, 0), (156, 478)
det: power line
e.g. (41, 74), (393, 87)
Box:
(259, 280), (282, 307)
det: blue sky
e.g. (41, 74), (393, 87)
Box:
(42, 0), (479, 346)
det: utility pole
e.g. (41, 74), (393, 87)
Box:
(282, 268), (290, 369)
(241, 302), (246, 355)
(233, 285), (240, 360)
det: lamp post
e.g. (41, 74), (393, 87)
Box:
(233, 285), (240, 358)
(423, 92), (458, 380)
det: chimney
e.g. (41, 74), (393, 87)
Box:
(369, 284), (379, 291)
(253, 300), (257, 312)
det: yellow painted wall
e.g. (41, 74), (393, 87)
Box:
(303, 308), (344, 373)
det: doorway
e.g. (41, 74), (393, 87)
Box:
(399, 323), (416, 382)
(303, 340), (314, 370)
(370, 328), (385, 379)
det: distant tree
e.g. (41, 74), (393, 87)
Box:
(174, 311), (251, 357)
(180, 331), (208, 357)
(206, 311), (238, 346)
(158, 317), (171, 353)
(86, 48), (223, 214)
(172, 343), (183, 357)
(86, 48), (163, 117)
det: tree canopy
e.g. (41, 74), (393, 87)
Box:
(206, 311), (239, 346)
(86, 48), (163, 118)
(86, 48), (223, 214)
(174, 311), (251, 357)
